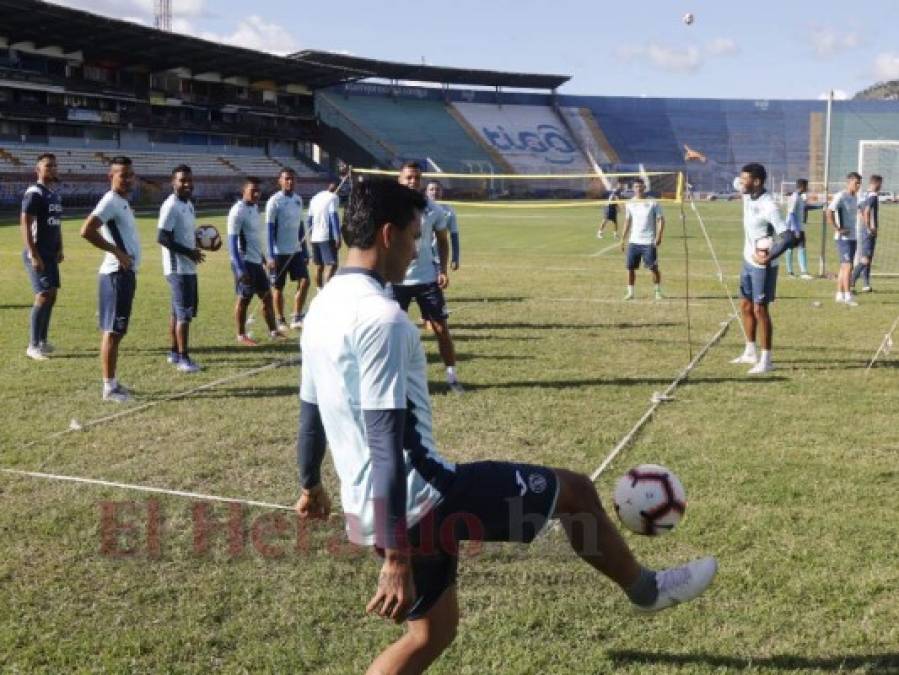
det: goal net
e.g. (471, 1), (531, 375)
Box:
(350, 168), (685, 209)
(857, 141), (899, 276)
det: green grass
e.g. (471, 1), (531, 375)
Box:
(1, 201), (897, 674)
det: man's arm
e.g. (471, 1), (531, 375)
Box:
(81, 214), (132, 270)
(20, 211), (42, 271)
(620, 212), (632, 250)
(157, 206), (203, 262)
(447, 209), (459, 269)
(295, 400), (331, 519)
(265, 198), (278, 260)
(655, 214), (665, 247)
(435, 229), (450, 289)
(328, 208), (341, 250)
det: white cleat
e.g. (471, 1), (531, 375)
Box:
(26, 345), (49, 361)
(596, 231), (604, 239)
(623, 292), (635, 301)
(730, 353), (757, 365)
(102, 386), (132, 403)
(835, 293), (845, 304)
(289, 315), (304, 330)
(747, 360), (775, 375)
(447, 380), (465, 395)
(800, 274), (814, 280)
(861, 286), (873, 293)
(177, 358), (201, 374)
(845, 295), (859, 307)
(39, 341), (55, 354)
(634, 556), (718, 613)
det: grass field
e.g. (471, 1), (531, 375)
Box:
(1, 200), (897, 674)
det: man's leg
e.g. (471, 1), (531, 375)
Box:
(755, 304), (772, 351)
(29, 290), (51, 350)
(260, 291), (279, 333)
(626, 269), (636, 299)
(101, 331), (124, 400)
(235, 297), (251, 336)
(40, 287), (57, 346)
(732, 292), (759, 364)
(315, 264), (325, 290)
(326, 263), (339, 283)
(784, 248), (794, 275)
(294, 278), (310, 317)
(430, 319), (456, 371)
(272, 287), (286, 325)
(366, 587), (459, 675)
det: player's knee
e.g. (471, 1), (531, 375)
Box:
(36, 291), (51, 304)
(861, 256), (870, 265)
(554, 469), (601, 515)
(752, 304), (768, 320)
(408, 616), (457, 656)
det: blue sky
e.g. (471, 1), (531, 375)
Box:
(49, 0), (899, 100)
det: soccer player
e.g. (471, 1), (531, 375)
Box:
(394, 162), (463, 394)
(265, 168), (309, 330)
(307, 181), (341, 288)
(425, 181), (460, 271)
(157, 165), (204, 373)
(295, 179), (718, 673)
(620, 177), (664, 300)
(783, 179), (813, 279)
(852, 174), (881, 293)
(20, 153), (63, 361)
(80, 156), (141, 402)
(730, 163), (794, 375)
(596, 179), (624, 239)
(228, 177), (284, 345)
(827, 172), (862, 306)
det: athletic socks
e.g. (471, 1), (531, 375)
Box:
(103, 378), (118, 395)
(784, 249), (794, 275)
(39, 302), (53, 343)
(797, 247), (809, 275)
(626, 566), (659, 607)
(29, 304), (42, 347)
(758, 350), (772, 367)
(446, 366), (458, 384)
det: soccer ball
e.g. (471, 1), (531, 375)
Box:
(682, 12), (695, 25)
(196, 224), (222, 251)
(613, 464), (686, 536)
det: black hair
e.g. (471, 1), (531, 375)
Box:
(171, 164), (192, 177)
(279, 167), (296, 177)
(847, 171), (862, 181)
(244, 176), (261, 186)
(343, 179), (426, 249)
(109, 156), (132, 167)
(633, 177), (646, 186)
(426, 179), (442, 188)
(36, 153), (56, 163)
(796, 178), (809, 189)
(871, 174), (883, 183)
(400, 160), (422, 172)
(741, 162), (767, 184)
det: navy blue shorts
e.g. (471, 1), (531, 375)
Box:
(234, 262), (270, 300)
(626, 244), (658, 271)
(392, 282), (449, 322)
(312, 242), (338, 267)
(604, 206), (618, 221)
(740, 262), (778, 305)
(98, 270), (136, 335)
(836, 239), (857, 265)
(270, 253), (309, 289)
(860, 233), (877, 260)
(166, 274), (198, 322)
(22, 250), (60, 293)
(399, 461), (559, 620)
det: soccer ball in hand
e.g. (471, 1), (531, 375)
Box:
(613, 464), (686, 535)
(196, 224), (222, 251)
(683, 12), (695, 25)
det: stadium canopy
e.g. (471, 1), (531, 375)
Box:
(290, 51), (570, 91)
(0, 1), (569, 91)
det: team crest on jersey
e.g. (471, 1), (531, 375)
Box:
(528, 472), (548, 494)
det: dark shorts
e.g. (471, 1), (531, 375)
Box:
(392, 282), (449, 322)
(603, 206), (618, 221)
(626, 243), (658, 271)
(836, 239), (857, 265)
(860, 233), (877, 259)
(740, 261), (778, 305)
(234, 262), (270, 300)
(398, 461), (559, 620)
(98, 270), (136, 335)
(792, 230), (806, 248)
(23, 250), (60, 293)
(166, 273), (198, 322)
(270, 253), (309, 289)
(312, 241), (338, 267)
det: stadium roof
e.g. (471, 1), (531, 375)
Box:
(289, 51), (571, 91)
(0, 1), (569, 91)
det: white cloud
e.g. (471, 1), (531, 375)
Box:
(194, 16), (300, 55)
(817, 89), (850, 100)
(809, 27), (860, 58)
(46, 0), (206, 18)
(706, 38), (739, 57)
(874, 53), (899, 81)
(617, 43), (702, 74)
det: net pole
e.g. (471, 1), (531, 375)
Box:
(820, 89), (834, 277)
(679, 196), (694, 361)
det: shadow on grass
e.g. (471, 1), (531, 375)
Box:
(430, 375), (787, 393)
(425, 352), (521, 364)
(452, 321), (680, 331)
(0, 304), (33, 310)
(450, 296), (528, 303)
(186, 385), (298, 399)
(606, 649), (899, 672)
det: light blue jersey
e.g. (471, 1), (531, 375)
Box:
(265, 190), (304, 256)
(300, 269), (455, 545)
(786, 192), (806, 233)
(403, 197), (447, 285)
(91, 190), (141, 274)
(227, 200), (264, 265)
(742, 191), (787, 269)
(828, 190), (859, 241)
(158, 193), (197, 275)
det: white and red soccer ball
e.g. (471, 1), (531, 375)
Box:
(613, 464), (686, 536)
(195, 224), (222, 251)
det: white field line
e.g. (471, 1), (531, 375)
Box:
(0, 468), (294, 511)
(589, 242), (624, 258)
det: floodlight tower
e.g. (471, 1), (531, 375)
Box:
(154, 0), (172, 31)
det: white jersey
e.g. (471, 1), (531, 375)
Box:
(91, 190), (141, 274)
(227, 200), (264, 265)
(625, 199), (663, 245)
(403, 197), (447, 285)
(158, 193), (197, 275)
(264, 190), (304, 255)
(742, 192), (787, 269)
(786, 192), (805, 233)
(300, 269), (456, 546)
(828, 190), (858, 241)
(308, 190), (339, 243)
